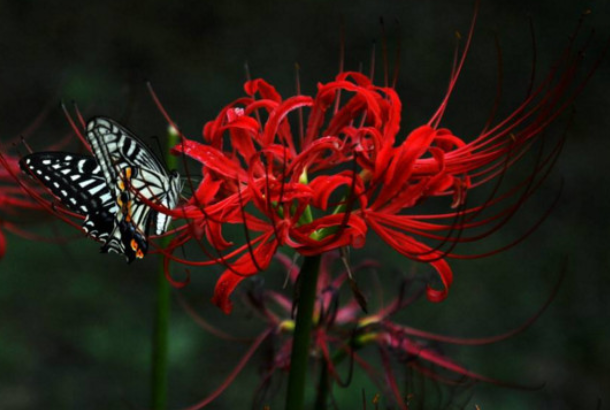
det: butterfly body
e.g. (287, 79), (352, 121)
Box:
(20, 117), (182, 262)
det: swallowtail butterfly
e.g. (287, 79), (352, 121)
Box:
(20, 117), (182, 262)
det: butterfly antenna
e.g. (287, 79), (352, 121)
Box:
(20, 135), (33, 154)
(60, 102), (89, 149)
(71, 101), (87, 130)
(180, 174), (202, 194)
(150, 135), (170, 170)
(146, 81), (181, 133)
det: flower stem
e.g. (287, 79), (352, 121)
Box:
(314, 329), (379, 408)
(285, 254), (322, 410)
(151, 125), (179, 410)
(314, 361), (330, 409)
(151, 255), (171, 409)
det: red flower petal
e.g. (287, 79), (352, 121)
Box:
(368, 217), (453, 302)
(211, 232), (278, 314)
(244, 79), (282, 102)
(0, 229), (5, 259)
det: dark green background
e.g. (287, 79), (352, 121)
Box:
(0, 0), (608, 409)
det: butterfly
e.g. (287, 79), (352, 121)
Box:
(19, 117), (183, 262)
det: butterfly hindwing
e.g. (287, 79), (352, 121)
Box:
(86, 117), (165, 183)
(86, 117), (182, 236)
(129, 167), (178, 235)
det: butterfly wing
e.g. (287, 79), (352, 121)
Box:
(129, 167), (181, 235)
(20, 118), (182, 263)
(85, 117), (166, 181)
(85, 117), (181, 236)
(19, 152), (118, 241)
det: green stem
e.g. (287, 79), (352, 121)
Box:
(314, 325), (380, 408)
(285, 254), (322, 410)
(151, 125), (179, 410)
(151, 254), (171, 409)
(314, 360), (330, 409)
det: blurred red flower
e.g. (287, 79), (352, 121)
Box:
(0, 154), (47, 258)
(178, 252), (549, 409)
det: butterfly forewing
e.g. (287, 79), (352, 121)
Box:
(19, 152), (118, 240)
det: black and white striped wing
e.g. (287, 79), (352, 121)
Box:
(85, 117), (166, 184)
(19, 152), (118, 241)
(129, 167), (178, 235)
(85, 117), (181, 235)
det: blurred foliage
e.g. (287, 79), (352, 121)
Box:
(0, 0), (609, 409)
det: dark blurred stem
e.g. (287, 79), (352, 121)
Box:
(315, 361), (330, 409)
(151, 255), (171, 409)
(285, 255), (322, 410)
(151, 126), (179, 409)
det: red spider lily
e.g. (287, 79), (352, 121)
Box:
(0, 153), (48, 257)
(0, 106), (71, 254)
(178, 252), (553, 409)
(1, 128), (80, 240)
(0, 108), (114, 252)
(161, 13), (599, 314)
